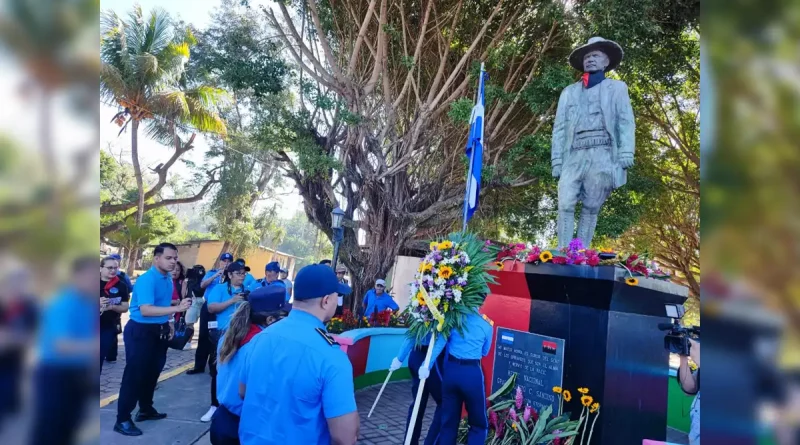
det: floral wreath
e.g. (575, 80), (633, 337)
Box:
(406, 232), (499, 344)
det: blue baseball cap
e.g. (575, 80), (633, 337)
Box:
(220, 253), (234, 261)
(265, 261), (281, 272)
(248, 285), (289, 313)
(293, 264), (352, 300)
(109, 253), (122, 261)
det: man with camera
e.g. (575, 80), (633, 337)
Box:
(677, 337), (700, 445)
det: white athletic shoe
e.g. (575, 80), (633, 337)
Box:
(200, 406), (217, 422)
(183, 342), (192, 351)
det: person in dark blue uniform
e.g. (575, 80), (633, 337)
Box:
(211, 285), (289, 445)
(114, 243), (192, 436)
(188, 253), (232, 375)
(438, 310), (494, 445)
(391, 332), (446, 445)
(29, 257), (96, 445)
(238, 264), (357, 445)
(247, 261), (288, 302)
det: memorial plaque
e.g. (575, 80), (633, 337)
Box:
(491, 327), (566, 413)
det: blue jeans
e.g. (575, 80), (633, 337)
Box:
(689, 391), (700, 445)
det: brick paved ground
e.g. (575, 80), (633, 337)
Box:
(100, 313), (200, 401)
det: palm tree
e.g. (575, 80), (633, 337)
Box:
(100, 5), (227, 230)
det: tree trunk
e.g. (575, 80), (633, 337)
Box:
(40, 90), (60, 226)
(128, 119), (145, 276)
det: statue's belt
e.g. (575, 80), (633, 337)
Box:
(572, 136), (612, 150)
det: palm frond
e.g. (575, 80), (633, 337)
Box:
(100, 63), (129, 103)
(148, 90), (190, 117)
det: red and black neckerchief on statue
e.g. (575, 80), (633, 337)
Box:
(582, 70), (606, 89)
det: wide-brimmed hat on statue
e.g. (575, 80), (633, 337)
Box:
(569, 36), (624, 72)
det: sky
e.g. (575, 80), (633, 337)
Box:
(100, 0), (304, 221)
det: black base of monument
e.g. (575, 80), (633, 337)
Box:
(485, 264), (688, 445)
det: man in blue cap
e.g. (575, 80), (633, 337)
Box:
(187, 253), (232, 376)
(248, 261), (289, 302)
(238, 264), (358, 445)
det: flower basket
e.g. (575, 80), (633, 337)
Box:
(407, 232), (499, 343)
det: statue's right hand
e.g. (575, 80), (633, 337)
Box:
(552, 165), (562, 179)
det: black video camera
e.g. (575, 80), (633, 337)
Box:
(187, 265), (206, 281)
(658, 322), (700, 356)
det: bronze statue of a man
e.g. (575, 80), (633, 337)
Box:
(551, 37), (635, 248)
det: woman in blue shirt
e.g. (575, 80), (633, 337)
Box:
(202, 262), (248, 423)
(211, 286), (289, 445)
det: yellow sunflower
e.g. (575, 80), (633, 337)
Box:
(590, 402), (600, 413)
(552, 386), (562, 394)
(430, 241), (438, 251)
(625, 277), (639, 286)
(416, 291), (427, 306)
(438, 266), (454, 279)
(495, 261), (504, 270)
(581, 395), (593, 407)
(578, 387), (589, 394)
(438, 240), (453, 250)
(540, 251), (553, 262)
(419, 262), (433, 273)
(563, 390), (572, 402)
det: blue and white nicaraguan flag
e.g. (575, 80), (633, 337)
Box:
(463, 63), (488, 224)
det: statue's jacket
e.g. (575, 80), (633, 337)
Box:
(550, 78), (636, 188)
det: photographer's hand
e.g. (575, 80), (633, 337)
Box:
(678, 354), (698, 394)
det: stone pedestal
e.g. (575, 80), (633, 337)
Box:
(480, 263), (688, 445)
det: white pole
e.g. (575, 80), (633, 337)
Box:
(367, 370), (394, 418)
(403, 331), (437, 445)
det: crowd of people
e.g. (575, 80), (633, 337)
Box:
(98, 241), (501, 445)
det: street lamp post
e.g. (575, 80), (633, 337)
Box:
(331, 207), (345, 270)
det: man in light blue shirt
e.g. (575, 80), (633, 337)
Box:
(212, 286), (289, 444)
(438, 310), (494, 445)
(115, 243), (191, 437)
(248, 261), (288, 302)
(30, 256), (97, 445)
(362, 279), (398, 321)
(238, 264), (357, 445)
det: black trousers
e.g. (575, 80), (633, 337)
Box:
(116, 320), (168, 423)
(100, 325), (118, 370)
(209, 329), (220, 407)
(29, 365), (92, 445)
(210, 405), (240, 445)
(193, 302), (213, 372)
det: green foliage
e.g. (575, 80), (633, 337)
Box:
(448, 98), (474, 125)
(188, 0), (287, 98)
(520, 63), (575, 115)
(277, 211), (333, 267)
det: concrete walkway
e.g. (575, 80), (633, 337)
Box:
(99, 366), (688, 445)
(99, 370), (437, 445)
